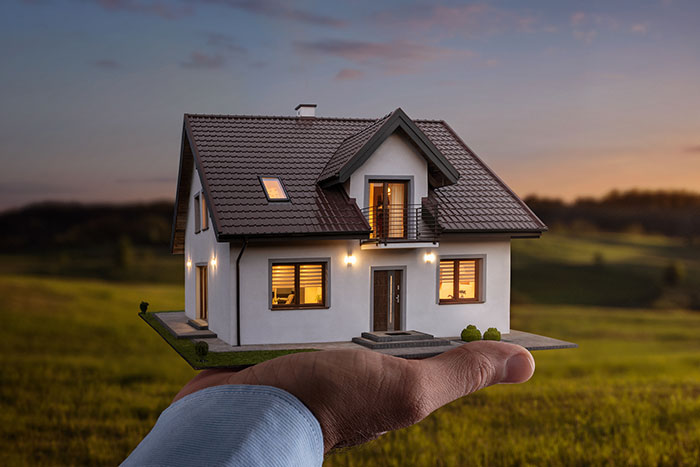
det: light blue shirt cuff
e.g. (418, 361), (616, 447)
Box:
(122, 385), (324, 467)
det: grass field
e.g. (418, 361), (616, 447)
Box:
(1, 232), (699, 465)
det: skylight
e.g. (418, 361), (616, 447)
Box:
(260, 177), (289, 201)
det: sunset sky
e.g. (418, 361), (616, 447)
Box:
(1, 0), (699, 210)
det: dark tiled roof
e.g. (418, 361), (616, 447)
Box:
(418, 121), (546, 232)
(185, 115), (373, 238)
(174, 111), (545, 246)
(317, 113), (391, 182)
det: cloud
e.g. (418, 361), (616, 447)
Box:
(630, 23), (649, 34)
(570, 12), (586, 26)
(684, 145), (700, 154)
(181, 51), (226, 69)
(335, 68), (365, 81)
(201, 0), (345, 27)
(89, 0), (192, 19)
(573, 29), (598, 44)
(374, 3), (541, 37)
(90, 59), (121, 69)
(205, 33), (247, 55)
(295, 39), (473, 74)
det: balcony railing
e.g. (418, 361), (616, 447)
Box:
(360, 204), (440, 244)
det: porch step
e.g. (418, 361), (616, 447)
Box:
(188, 319), (209, 330)
(361, 330), (435, 342)
(352, 336), (451, 350)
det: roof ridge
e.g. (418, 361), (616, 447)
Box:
(184, 112), (445, 123)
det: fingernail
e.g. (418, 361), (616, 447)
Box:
(504, 352), (534, 383)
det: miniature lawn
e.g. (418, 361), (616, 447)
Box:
(1, 231), (699, 466)
(139, 310), (316, 369)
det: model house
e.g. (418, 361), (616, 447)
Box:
(170, 105), (546, 346)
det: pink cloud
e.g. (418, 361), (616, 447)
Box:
(570, 12), (586, 26)
(374, 3), (541, 38)
(295, 39), (474, 74)
(630, 23), (649, 34)
(335, 68), (365, 81)
(201, 0), (346, 27)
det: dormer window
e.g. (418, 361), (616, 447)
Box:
(260, 176), (289, 201)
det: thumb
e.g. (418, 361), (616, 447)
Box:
(417, 341), (535, 411)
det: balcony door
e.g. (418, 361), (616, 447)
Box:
(368, 181), (407, 239)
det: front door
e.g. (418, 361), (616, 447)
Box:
(195, 265), (208, 321)
(373, 269), (402, 331)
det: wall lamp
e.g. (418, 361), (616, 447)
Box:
(210, 256), (217, 267)
(424, 252), (436, 263)
(186, 259), (192, 269)
(344, 254), (356, 266)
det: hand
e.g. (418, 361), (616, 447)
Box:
(174, 341), (535, 453)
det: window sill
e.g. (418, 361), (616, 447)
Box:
(438, 300), (485, 305)
(270, 305), (329, 311)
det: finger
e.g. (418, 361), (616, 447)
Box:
(173, 369), (234, 402)
(417, 341), (535, 411)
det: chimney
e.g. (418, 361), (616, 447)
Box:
(295, 103), (317, 117)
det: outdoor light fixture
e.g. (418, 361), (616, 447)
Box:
(424, 252), (436, 263)
(344, 254), (356, 266)
(211, 256), (217, 267)
(186, 259), (192, 269)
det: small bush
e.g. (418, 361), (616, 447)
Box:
(139, 301), (149, 313)
(663, 260), (686, 287)
(461, 325), (482, 342)
(195, 341), (209, 361)
(483, 327), (501, 341)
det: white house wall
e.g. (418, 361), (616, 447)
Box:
(183, 168), (233, 344)
(347, 133), (429, 208)
(236, 238), (510, 345)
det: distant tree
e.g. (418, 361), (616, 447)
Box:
(139, 301), (149, 313)
(115, 236), (134, 269)
(663, 260), (686, 287)
(593, 251), (605, 268)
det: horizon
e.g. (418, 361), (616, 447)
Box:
(1, 0), (699, 211)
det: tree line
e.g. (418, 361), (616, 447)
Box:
(525, 189), (700, 239)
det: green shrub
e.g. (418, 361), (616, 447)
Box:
(195, 341), (209, 361)
(461, 325), (482, 342)
(483, 327), (501, 341)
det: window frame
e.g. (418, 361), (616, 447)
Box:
(259, 176), (290, 202)
(437, 256), (485, 305)
(194, 193), (201, 234)
(269, 258), (331, 310)
(200, 193), (209, 231)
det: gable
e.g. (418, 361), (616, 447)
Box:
(317, 108), (460, 189)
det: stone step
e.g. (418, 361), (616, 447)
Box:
(352, 336), (451, 350)
(188, 319), (209, 330)
(361, 330), (434, 342)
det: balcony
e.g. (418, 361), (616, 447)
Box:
(360, 203), (440, 247)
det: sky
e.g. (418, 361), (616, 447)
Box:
(1, 0), (699, 211)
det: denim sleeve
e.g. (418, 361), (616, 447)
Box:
(121, 385), (324, 467)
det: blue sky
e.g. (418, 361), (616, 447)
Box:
(1, 0), (699, 210)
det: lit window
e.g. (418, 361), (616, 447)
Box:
(271, 262), (326, 308)
(200, 194), (209, 231)
(260, 177), (289, 201)
(439, 258), (482, 304)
